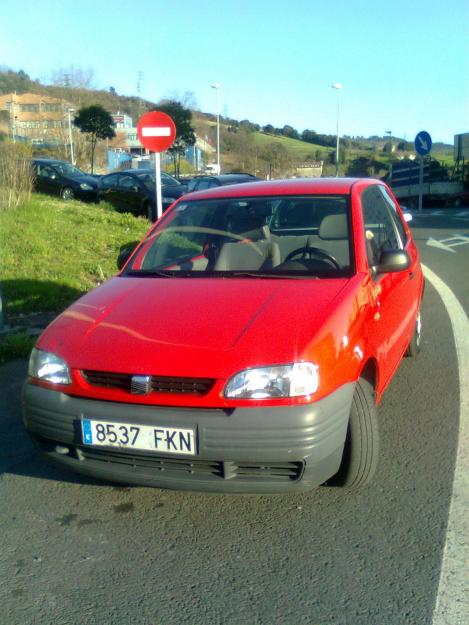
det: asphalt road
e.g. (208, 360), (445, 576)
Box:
(0, 209), (468, 625)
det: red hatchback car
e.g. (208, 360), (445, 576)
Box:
(23, 178), (423, 493)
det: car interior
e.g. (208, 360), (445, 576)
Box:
(133, 196), (352, 275)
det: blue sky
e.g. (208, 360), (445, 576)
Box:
(2, 0), (467, 143)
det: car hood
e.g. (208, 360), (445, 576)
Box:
(39, 276), (349, 378)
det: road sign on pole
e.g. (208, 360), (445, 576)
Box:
(137, 112), (176, 220)
(414, 131), (432, 213)
(414, 131), (432, 156)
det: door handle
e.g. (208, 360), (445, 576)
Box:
(408, 271), (414, 280)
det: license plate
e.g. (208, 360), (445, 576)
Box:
(81, 419), (196, 456)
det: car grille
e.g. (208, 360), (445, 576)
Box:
(77, 446), (303, 482)
(81, 370), (215, 396)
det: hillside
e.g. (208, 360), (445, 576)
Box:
(0, 68), (455, 177)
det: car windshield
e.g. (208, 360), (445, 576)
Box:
(125, 195), (352, 278)
(52, 162), (86, 176)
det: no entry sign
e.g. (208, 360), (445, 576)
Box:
(136, 111), (177, 221)
(137, 111), (176, 153)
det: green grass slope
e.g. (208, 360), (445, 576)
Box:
(0, 195), (150, 314)
(252, 132), (334, 159)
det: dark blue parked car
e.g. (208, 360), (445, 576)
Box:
(98, 169), (186, 220)
(32, 159), (99, 202)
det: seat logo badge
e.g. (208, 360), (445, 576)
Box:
(131, 375), (152, 395)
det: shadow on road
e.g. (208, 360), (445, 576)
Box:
(0, 359), (106, 487)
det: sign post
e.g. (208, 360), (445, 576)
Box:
(414, 131), (432, 213)
(137, 111), (176, 221)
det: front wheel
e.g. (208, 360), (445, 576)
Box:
(327, 378), (379, 488)
(61, 186), (75, 201)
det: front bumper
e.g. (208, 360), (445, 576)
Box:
(22, 382), (355, 493)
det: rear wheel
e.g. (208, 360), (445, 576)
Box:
(142, 200), (153, 221)
(61, 186), (75, 201)
(405, 310), (422, 357)
(327, 378), (379, 488)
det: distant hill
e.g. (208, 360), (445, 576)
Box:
(0, 67), (454, 175)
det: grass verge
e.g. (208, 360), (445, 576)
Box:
(0, 193), (150, 363)
(0, 194), (150, 314)
(0, 332), (37, 365)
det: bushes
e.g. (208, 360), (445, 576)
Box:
(0, 143), (33, 210)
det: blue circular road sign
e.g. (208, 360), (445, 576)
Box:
(415, 131), (432, 156)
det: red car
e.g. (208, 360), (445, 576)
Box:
(23, 178), (424, 493)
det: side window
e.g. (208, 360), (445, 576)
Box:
(378, 186), (408, 246)
(119, 175), (139, 190)
(196, 180), (212, 190)
(101, 174), (118, 188)
(362, 186), (402, 266)
(38, 165), (56, 179)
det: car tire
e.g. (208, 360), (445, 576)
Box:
(61, 187), (75, 201)
(405, 310), (421, 357)
(142, 200), (154, 221)
(327, 378), (379, 488)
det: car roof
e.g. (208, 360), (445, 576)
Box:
(184, 177), (377, 200)
(32, 158), (68, 164)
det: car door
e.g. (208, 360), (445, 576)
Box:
(117, 174), (143, 214)
(34, 164), (61, 196)
(99, 173), (119, 206)
(361, 185), (419, 386)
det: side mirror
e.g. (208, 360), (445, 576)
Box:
(117, 241), (139, 270)
(373, 249), (410, 275)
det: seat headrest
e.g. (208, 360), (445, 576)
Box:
(319, 214), (348, 240)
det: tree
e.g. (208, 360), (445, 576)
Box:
(259, 143), (291, 178)
(152, 100), (196, 177)
(282, 125), (299, 140)
(73, 105), (115, 173)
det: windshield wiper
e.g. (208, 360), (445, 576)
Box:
(227, 271), (316, 279)
(125, 270), (175, 278)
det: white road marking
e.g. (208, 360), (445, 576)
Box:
(426, 235), (469, 253)
(424, 265), (469, 625)
(142, 127), (171, 137)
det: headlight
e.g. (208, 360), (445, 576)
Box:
(28, 348), (71, 385)
(79, 183), (94, 190)
(224, 362), (319, 399)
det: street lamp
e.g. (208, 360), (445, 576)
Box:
(331, 83), (342, 176)
(67, 108), (75, 165)
(211, 83), (221, 174)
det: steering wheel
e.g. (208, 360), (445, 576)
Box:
(284, 246), (341, 269)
